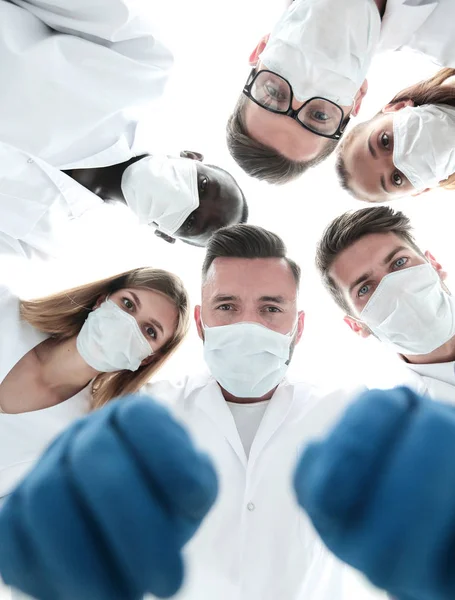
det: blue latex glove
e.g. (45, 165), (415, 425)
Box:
(294, 387), (455, 600)
(0, 395), (218, 600)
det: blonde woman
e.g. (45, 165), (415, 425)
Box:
(337, 68), (455, 202)
(0, 266), (189, 498)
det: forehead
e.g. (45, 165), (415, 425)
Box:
(329, 232), (413, 287)
(202, 257), (297, 298)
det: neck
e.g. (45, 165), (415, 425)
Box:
(219, 385), (277, 404)
(374, 0), (387, 17)
(35, 336), (99, 399)
(402, 335), (455, 365)
(63, 155), (147, 203)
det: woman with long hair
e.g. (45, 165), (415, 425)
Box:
(336, 68), (455, 203)
(0, 266), (189, 496)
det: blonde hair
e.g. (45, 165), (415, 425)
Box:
(20, 268), (190, 409)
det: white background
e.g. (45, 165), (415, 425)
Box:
(1, 0), (454, 597)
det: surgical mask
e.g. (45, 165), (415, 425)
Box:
(259, 0), (380, 106)
(360, 264), (455, 356)
(393, 105), (455, 190)
(121, 155), (199, 235)
(77, 299), (153, 372)
(203, 321), (296, 398)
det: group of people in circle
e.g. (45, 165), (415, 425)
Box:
(1, 1), (455, 600)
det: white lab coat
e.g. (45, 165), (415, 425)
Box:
(379, 0), (455, 68)
(0, 0), (173, 169)
(0, 285), (91, 500)
(0, 141), (102, 260)
(143, 373), (386, 600)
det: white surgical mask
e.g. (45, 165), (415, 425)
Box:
(360, 264), (455, 355)
(203, 321), (296, 398)
(121, 155), (199, 235)
(77, 299), (153, 372)
(259, 0), (380, 106)
(393, 104), (455, 191)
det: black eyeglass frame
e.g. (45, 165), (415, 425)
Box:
(242, 68), (350, 141)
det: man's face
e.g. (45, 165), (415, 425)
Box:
(174, 163), (245, 247)
(195, 257), (304, 340)
(329, 232), (429, 332)
(242, 61), (353, 162)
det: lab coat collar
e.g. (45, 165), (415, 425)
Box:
(194, 377), (248, 468)
(405, 359), (455, 388)
(193, 377), (297, 469)
(378, 0), (438, 53)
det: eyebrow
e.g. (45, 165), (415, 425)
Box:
(211, 294), (287, 303)
(348, 246), (409, 293)
(367, 131), (377, 159)
(130, 290), (164, 335)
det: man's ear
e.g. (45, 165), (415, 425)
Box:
(294, 310), (305, 345)
(249, 34), (270, 66)
(344, 315), (371, 338)
(194, 305), (204, 340)
(180, 150), (204, 162)
(154, 229), (176, 244)
(382, 99), (415, 114)
(351, 79), (369, 117)
(425, 250), (447, 281)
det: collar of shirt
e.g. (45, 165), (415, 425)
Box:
(378, 0), (438, 53)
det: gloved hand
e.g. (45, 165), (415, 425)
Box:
(0, 395), (218, 600)
(294, 387), (455, 600)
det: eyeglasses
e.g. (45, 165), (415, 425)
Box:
(242, 69), (349, 140)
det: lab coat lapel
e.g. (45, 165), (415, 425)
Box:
(378, 0), (438, 52)
(248, 381), (295, 466)
(195, 380), (247, 468)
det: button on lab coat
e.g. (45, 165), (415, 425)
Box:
(0, 141), (102, 260)
(144, 373), (386, 600)
(379, 0), (455, 68)
(0, 285), (91, 500)
(0, 0), (173, 169)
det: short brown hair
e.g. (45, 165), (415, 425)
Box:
(226, 95), (338, 185)
(337, 67), (455, 201)
(315, 206), (423, 312)
(21, 268), (190, 409)
(202, 223), (301, 288)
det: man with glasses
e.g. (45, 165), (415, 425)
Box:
(226, 0), (450, 185)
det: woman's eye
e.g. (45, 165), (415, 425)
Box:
(358, 284), (370, 298)
(394, 257), (408, 269)
(392, 171), (403, 187)
(265, 83), (287, 101)
(380, 132), (390, 149)
(122, 297), (134, 310)
(199, 177), (208, 194)
(146, 326), (157, 340)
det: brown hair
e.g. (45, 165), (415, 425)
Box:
(20, 268), (190, 409)
(337, 68), (455, 200)
(226, 94), (338, 185)
(202, 223), (301, 287)
(315, 206), (423, 312)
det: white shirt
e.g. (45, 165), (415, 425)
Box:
(226, 400), (269, 457)
(378, 0), (455, 68)
(0, 285), (91, 499)
(0, 141), (102, 260)
(144, 373), (386, 600)
(0, 0), (173, 169)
